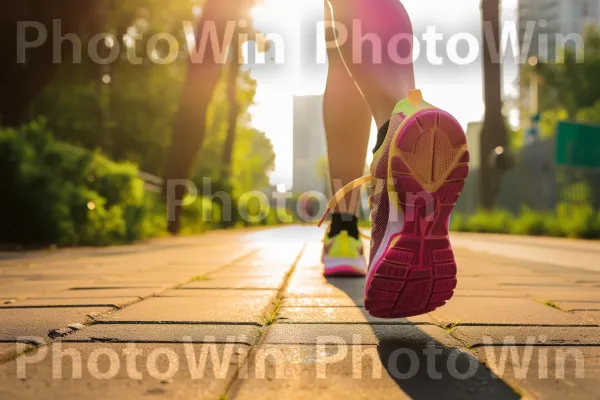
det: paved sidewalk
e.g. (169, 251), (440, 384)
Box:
(1, 226), (600, 399)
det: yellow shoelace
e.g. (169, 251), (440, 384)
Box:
(317, 175), (372, 228)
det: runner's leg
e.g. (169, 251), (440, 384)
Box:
(323, 2), (372, 218)
(327, 0), (415, 130)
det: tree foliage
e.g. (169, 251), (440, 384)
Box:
(9, 0), (274, 198)
(518, 27), (600, 140)
(533, 27), (600, 119)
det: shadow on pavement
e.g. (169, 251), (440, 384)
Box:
(325, 276), (520, 399)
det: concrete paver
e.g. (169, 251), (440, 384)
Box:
(494, 276), (578, 287)
(453, 289), (527, 298)
(284, 278), (366, 298)
(263, 323), (462, 346)
(277, 306), (433, 325)
(160, 288), (277, 298)
(572, 310), (600, 325)
(529, 288), (600, 302)
(454, 277), (514, 291)
(24, 287), (156, 300)
(452, 325), (600, 346)
(0, 307), (114, 342)
(0, 343), (32, 364)
(0, 281), (94, 300)
(427, 297), (594, 326)
(63, 324), (259, 344)
(451, 232), (600, 272)
(281, 296), (365, 307)
(556, 302), (600, 311)
(283, 284), (363, 298)
(474, 346), (600, 400)
(0, 343), (248, 400)
(0, 297), (141, 308)
(97, 295), (275, 325)
(68, 282), (170, 289)
(181, 277), (285, 290)
(231, 344), (519, 400)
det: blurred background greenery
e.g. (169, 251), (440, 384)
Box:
(453, 27), (600, 239)
(1, 0), (284, 248)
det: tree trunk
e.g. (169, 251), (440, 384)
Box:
(221, 38), (242, 181)
(479, 0), (508, 209)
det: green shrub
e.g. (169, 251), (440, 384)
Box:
(180, 196), (222, 235)
(512, 207), (561, 236)
(140, 193), (168, 239)
(0, 119), (164, 246)
(226, 196), (296, 228)
(451, 206), (600, 239)
(449, 213), (468, 232)
(0, 119), (291, 247)
(462, 209), (514, 233)
(556, 203), (600, 239)
(265, 207), (295, 226)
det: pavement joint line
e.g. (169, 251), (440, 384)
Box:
(0, 340), (42, 344)
(223, 243), (308, 400)
(0, 305), (121, 309)
(552, 299), (600, 303)
(57, 339), (255, 345)
(426, 314), (475, 352)
(90, 321), (263, 326)
(423, 311), (600, 328)
(0, 341), (43, 364)
(0, 248), (262, 365)
(469, 343), (600, 348)
(450, 323), (600, 327)
(279, 305), (366, 308)
(67, 287), (167, 290)
(173, 287), (278, 291)
(22, 296), (143, 300)
(274, 321), (437, 325)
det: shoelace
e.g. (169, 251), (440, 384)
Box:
(317, 175), (372, 228)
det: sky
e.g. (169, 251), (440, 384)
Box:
(245, 0), (520, 188)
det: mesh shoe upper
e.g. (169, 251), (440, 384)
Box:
(368, 112), (406, 266)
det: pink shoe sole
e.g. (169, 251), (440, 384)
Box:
(323, 265), (366, 277)
(365, 108), (469, 319)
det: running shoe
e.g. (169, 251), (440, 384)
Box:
(322, 230), (367, 277)
(319, 89), (469, 317)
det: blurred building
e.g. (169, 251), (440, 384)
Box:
(518, 0), (599, 60)
(518, 0), (600, 128)
(292, 95), (328, 195)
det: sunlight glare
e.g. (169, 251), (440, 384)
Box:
(104, 35), (115, 49)
(251, 0), (301, 31)
(192, 5), (202, 17)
